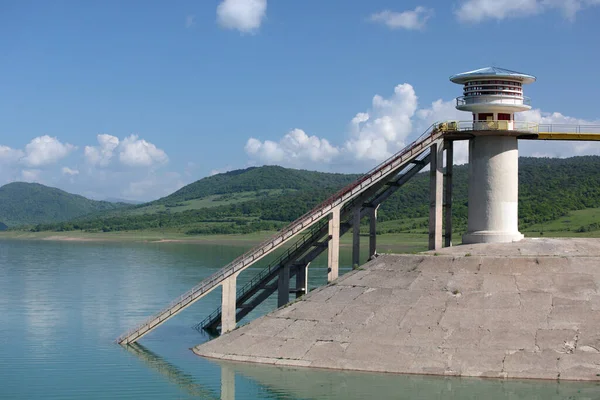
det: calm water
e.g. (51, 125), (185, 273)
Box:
(1, 239), (600, 399)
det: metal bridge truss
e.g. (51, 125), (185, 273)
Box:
(194, 151), (433, 334)
(117, 121), (600, 344)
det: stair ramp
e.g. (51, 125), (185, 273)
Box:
(117, 123), (443, 345)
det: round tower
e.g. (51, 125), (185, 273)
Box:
(450, 67), (536, 244)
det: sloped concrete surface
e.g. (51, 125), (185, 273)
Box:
(194, 239), (600, 380)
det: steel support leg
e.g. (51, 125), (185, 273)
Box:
(444, 140), (453, 248)
(352, 207), (361, 268)
(328, 206), (340, 283)
(277, 264), (290, 307)
(295, 262), (309, 299)
(368, 205), (378, 260)
(429, 141), (444, 250)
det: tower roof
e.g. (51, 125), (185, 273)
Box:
(450, 67), (536, 84)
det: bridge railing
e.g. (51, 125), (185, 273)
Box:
(117, 122), (442, 344)
(537, 124), (600, 134)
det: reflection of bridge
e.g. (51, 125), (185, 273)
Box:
(124, 343), (220, 399)
(117, 122), (600, 344)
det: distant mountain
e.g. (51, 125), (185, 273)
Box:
(0, 182), (130, 227)
(30, 157), (600, 235)
(153, 165), (358, 205)
(104, 197), (143, 205)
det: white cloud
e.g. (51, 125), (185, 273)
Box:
(370, 7), (434, 30)
(118, 135), (168, 167)
(0, 145), (24, 164)
(21, 135), (76, 167)
(210, 166), (233, 176)
(61, 167), (79, 176)
(217, 0), (267, 33)
(122, 172), (185, 200)
(185, 14), (196, 29)
(456, 0), (600, 22)
(244, 82), (600, 171)
(21, 169), (42, 182)
(85, 134), (120, 167)
(345, 84), (419, 161)
(246, 129), (339, 167)
(84, 134), (167, 168)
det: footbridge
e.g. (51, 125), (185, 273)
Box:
(117, 121), (600, 345)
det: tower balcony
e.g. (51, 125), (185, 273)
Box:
(456, 95), (531, 113)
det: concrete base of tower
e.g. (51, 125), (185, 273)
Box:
(462, 230), (524, 244)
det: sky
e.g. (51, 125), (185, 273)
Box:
(1, 0), (600, 201)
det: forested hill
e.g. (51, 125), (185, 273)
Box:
(152, 166), (359, 205)
(26, 156), (600, 235)
(0, 182), (130, 227)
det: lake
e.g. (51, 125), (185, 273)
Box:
(1, 239), (599, 399)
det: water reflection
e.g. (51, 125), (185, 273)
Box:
(125, 342), (600, 400)
(124, 343), (220, 399)
(221, 360), (600, 400)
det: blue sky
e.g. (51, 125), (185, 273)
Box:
(1, 0), (600, 201)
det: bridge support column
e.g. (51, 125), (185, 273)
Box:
(444, 140), (453, 248)
(277, 264), (290, 307)
(221, 272), (239, 334)
(352, 207), (361, 268)
(368, 205), (378, 260)
(295, 262), (309, 299)
(429, 141), (444, 250)
(328, 206), (340, 283)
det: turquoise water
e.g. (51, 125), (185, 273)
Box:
(1, 239), (600, 399)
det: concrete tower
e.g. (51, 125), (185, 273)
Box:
(450, 67), (536, 244)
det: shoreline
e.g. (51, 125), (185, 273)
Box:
(0, 230), (430, 253)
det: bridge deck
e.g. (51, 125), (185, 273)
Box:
(117, 124), (443, 344)
(117, 121), (600, 345)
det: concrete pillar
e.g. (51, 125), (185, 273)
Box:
(368, 206), (378, 260)
(429, 141), (444, 250)
(277, 264), (290, 307)
(463, 136), (523, 244)
(221, 272), (239, 334)
(327, 206), (340, 283)
(295, 262), (309, 299)
(444, 140), (453, 248)
(352, 207), (361, 268)
(220, 363), (235, 400)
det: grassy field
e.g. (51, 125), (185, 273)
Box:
(103, 189), (296, 217)
(0, 229), (429, 254)
(521, 208), (600, 237)
(6, 207), (600, 254)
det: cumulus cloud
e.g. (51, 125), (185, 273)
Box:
(21, 169), (41, 182)
(0, 145), (24, 164)
(21, 135), (76, 167)
(84, 134), (120, 167)
(84, 134), (167, 168)
(217, 0), (267, 33)
(370, 7), (434, 30)
(244, 82), (600, 171)
(345, 84), (418, 161)
(456, 0), (600, 22)
(185, 14), (196, 29)
(119, 135), (168, 167)
(246, 129), (339, 167)
(61, 167), (79, 176)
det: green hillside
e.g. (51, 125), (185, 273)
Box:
(27, 156), (600, 236)
(0, 182), (130, 227)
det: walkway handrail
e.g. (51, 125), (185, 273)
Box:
(117, 122), (442, 344)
